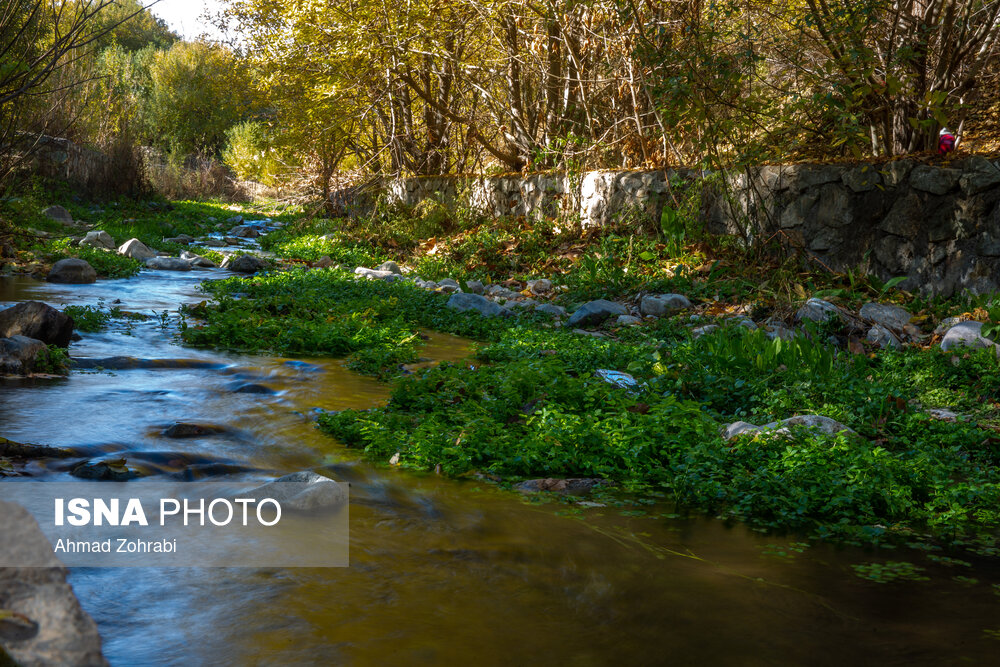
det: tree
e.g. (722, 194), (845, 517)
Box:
(145, 40), (252, 156)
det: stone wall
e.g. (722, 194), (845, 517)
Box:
(341, 156), (1000, 297)
(26, 135), (114, 192)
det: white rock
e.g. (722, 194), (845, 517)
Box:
(117, 238), (155, 260)
(939, 321), (999, 354)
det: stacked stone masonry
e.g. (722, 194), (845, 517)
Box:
(340, 157), (1000, 297)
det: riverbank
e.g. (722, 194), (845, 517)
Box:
(5, 188), (1000, 555)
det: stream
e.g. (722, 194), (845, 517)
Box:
(1, 270), (999, 666)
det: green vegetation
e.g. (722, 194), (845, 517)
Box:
(159, 203), (1000, 550)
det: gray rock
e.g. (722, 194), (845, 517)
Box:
(315, 255), (333, 269)
(446, 293), (504, 317)
(377, 260), (402, 274)
(692, 324), (719, 339)
(910, 165), (962, 195)
(41, 205), (74, 226)
(437, 278), (461, 294)
(465, 280), (485, 295)
(179, 251), (217, 269)
(534, 304), (567, 318)
(841, 166), (882, 193)
(0, 301), (74, 347)
(117, 238), (155, 260)
(354, 267), (394, 280)
(46, 258), (96, 284)
(163, 234), (194, 244)
(616, 315), (642, 326)
(486, 285), (521, 300)
(226, 215), (244, 225)
(198, 238), (226, 248)
(0, 336), (47, 375)
(381, 273), (404, 284)
(507, 299), (537, 310)
(245, 471), (347, 511)
(763, 324), (795, 342)
(145, 257), (192, 271)
(640, 293), (692, 317)
(959, 156), (1000, 195)
(866, 324), (902, 350)
(228, 226), (259, 238)
(0, 500), (109, 666)
(939, 321), (999, 353)
(859, 302), (912, 331)
(223, 237), (243, 245)
(927, 408), (960, 422)
(572, 329), (608, 338)
(568, 299), (628, 327)
(724, 414), (855, 441)
(722, 421), (759, 439)
(79, 230), (114, 250)
(795, 298), (840, 323)
(528, 279), (553, 295)
(224, 255), (268, 274)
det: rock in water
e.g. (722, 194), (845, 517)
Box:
(0, 336), (47, 375)
(117, 238), (156, 261)
(224, 255), (267, 274)
(246, 471), (347, 511)
(0, 301), (74, 347)
(446, 293), (504, 317)
(567, 299), (628, 327)
(0, 500), (110, 666)
(47, 258), (96, 284)
(145, 257), (192, 271)
(79, 230), (114, 250)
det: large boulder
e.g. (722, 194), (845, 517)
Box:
(567, 299), (628, 327)
(79, 231), (114, 250)
(0, 302), (73, 347)
(939, 321), (999, 353)
(223, 254), (267, 274)
(446, 292), (504, 317)
(46, 258), (96, 284)
(0, 336), (47, 375)
(228, 225), (259, 238)
(117, 238), (156, 261)
(0, 500), (109, 666)
(145, 257), (192, 271)
(639, 293), (691, 317)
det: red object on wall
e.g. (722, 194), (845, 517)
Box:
(939, 132), (956, 154)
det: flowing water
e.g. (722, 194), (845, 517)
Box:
(1, 272), (999, 666)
